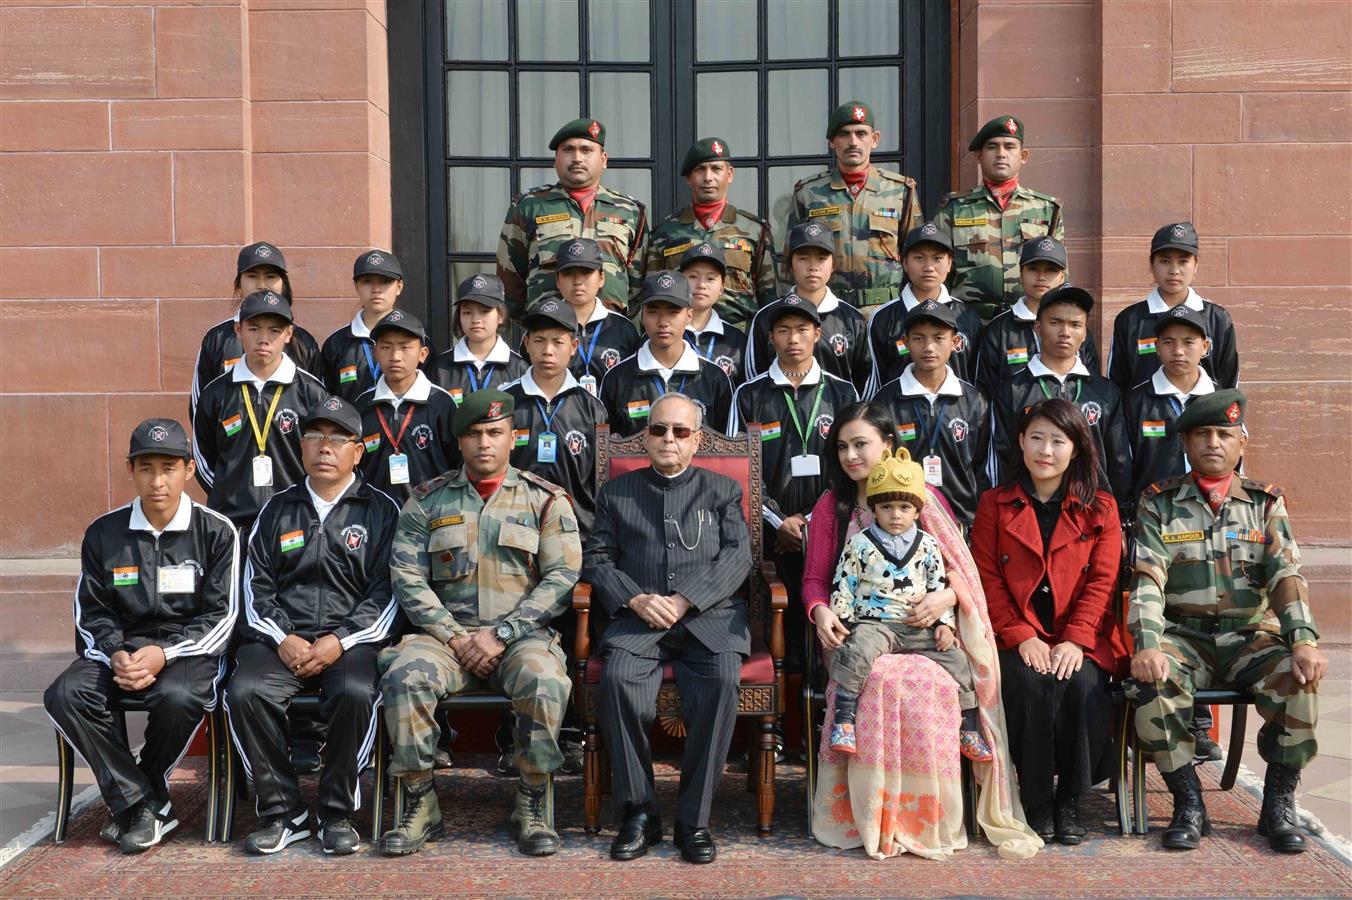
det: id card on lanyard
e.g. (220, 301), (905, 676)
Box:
(242, 384), (284, 487)
(376, 404), (416, 484)
(783, 381), (825, 478)
(466, 363), (496, 393)
(577, 321), (606, 391)
(534, 396), (567, 465)
(911, 397), (950, 486)
(361, 341), (382, 381)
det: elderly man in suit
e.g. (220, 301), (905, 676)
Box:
(584, 392), (752, 864)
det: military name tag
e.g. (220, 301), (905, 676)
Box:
(1162, 531), (1204, 544)
(662, 241), (694, 257)
(535, 212), (570, 225)
(429, 515), (464, 529)
(157, 565), (196, 594)
(252, 454), (273, 487)
(388, 453), (410, 485)
(952, 216), (986, 227)
(808, 206), (841, 218)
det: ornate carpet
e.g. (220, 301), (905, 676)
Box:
(2, 755), (1349, 899)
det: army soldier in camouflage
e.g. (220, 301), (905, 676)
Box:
(643, 138), (778, 327)
(497, 119), (646, 318)
(377, 389), (582, 858)
(936, 115), (1065, 319)
(1126, 390), (1326, 854)
(787, 101), (923, 310)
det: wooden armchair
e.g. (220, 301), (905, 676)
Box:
(571, 423), (787, 834)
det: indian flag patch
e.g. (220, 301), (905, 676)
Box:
(1006, 347), (1029, 365)
(1137, 337), (1157, 355)
(1142, 420), (1167, 438)
(760, 421), (782, 441)
(339, 365), (358, 384)
(898, 423), (917, 442)
(626, 399), (651, 420)
(112, 566), (138, 587)
(222, 414), (242, 436)
(363, 434), (381, 452)
(448, 388), (464, 406)
(513, 428), (531, 448)
(279, 530), (305, 553)
(894, 339), (910, 356)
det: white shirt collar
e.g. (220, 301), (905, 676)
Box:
(815, 288), (842, 315)
(576, 299), (610, 326)
(636, 340), (701, 378)
(452, 336), (511, 366)
(128, 496), (192, 535)
(1028, 354), (1090, 382)
(898, 364), (962, 399)
(768, 357), (823, 387)
(306, 475), (355, 525)
(232, 354), (297, 388)
(350, 311), (374, 339)
(373, 370), (433, 409)
(688, 307), (726, 338)
(1011, 296), (1036, 321)
(1151, 366), (1215, 399)
(520, 367), (581, 400)
(1146, 286), (1205, 315)
(901, 283), (952, 311)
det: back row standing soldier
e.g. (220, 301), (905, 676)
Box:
(936, 116), (1065, 321)
(643, 138), (779, 328)
(497, 118), (647, 317)
(788, 101), (923, 312)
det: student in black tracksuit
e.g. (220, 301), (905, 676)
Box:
(45, 419), (238, 854)
(973, 236), (1100, 402)
(227, 397), (400, 856)
(319, 249), (407, 403)
(431, 274), (527, 405)
(600, 272), (733, 437)
(864, 223), (984, 393)
(553, 237), (642, 394)
(680, 242), (747, 389)
(193, 291), (329, 532)
(992, 285), (1132, 516)
(191, 242), (321, 422)
(1107, 222), (1238, 395)
(728, 293), (858, 665)
(744, 223), (870, 395)
(869, 300), (993, 529)
(354, 310), (460, 506)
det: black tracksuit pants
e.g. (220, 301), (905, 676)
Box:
(44, 655), (222, 815)
(224, 642), (381, 823)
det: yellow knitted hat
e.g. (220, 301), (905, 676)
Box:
(866, 447), (927, 509)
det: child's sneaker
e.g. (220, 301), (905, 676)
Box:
(959, 728), (993, 762)
(829, 722), (857, 754)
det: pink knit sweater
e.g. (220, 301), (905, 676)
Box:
(802, 489), (866, 620)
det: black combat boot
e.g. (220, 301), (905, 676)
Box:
(1160, 765), (1210, 850)
(1257, 763), (1307, 853)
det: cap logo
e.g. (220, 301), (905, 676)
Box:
(147, 425), (168, 442)
(324, 398), (342, 411)
(387, 310), (404, 321)
(698, 243), (712, 254)
(921, 224), (937, 236)
(264, 292), (280, 305)
(1004, 118), (1018, 134)
(1225, 401), (1240, 423)
(919, 300), (938, 311)
(1039, 239), (1054, 252)
(711, 140), (723, 156)
(852, 106), (866, 121)
(368, 252), (383, 265)
(1172, 224), (1187, 238)
(540, 300), (559, 313)
(657, 273), (675, 289)
(566, 241), (582, 256)
(805, 223), (821, 237)
(1170, 306), (1190, 317)
(472, 275), (487, 290)
(487, 401), (503, 418)
(256, 246), (272, 258)
(587, 121), (600, 139)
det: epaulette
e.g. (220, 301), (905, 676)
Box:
(792, 169), (832, 191)
(1018, 186), (1062, 206)
(411, 472), (451, 500)
(937, 191), (962, 208)
(1240, 477), (1284, 498)
(1141, 474), (1188, 499)
(598, 186), (645, 212)
(874, 167), (916, 187)
(734, 206), (767, 226)
(519, 468), (568, 497)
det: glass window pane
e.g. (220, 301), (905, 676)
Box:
(768, 69), (827, 157)
(520, 71), (580, 156)
(448, 167), (509, 254)
(768, 165), (820, 251)
(724, 166), (759, 219)
(588, 0), (649, 62)
(697, 71), (759, 158)
(450, 261), (497, 305)
(446, 71), (509, 157)
(519, 0), (579, 61)
(696, 0), (757, 62)
(838, 0), (899, 57)
(768, 0), (826, 58)
(521, 166), (556, 193)
(838, 66), (899, 152)
(445, 0), (507, 61)
(589, 72), (650, 158)
(602, 168), (651, 212)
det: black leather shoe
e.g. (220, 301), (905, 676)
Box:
(1025, 801), (1054, 841)
(610, 811), (662, 861)
(1053, 795), (1086, 846)
(673, 820), (717, 864)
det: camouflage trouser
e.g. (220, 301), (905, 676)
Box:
(1126, 628), (1318, 774)
(378, 633), (571, 781)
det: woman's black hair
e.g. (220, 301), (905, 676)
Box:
(1003, 397), (1103, 508)
(232, 269), (294, 305)
(823, 401), (899, 564)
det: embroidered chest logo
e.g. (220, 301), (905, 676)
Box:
(1081, 401), (1102, 426)
(949, 417), (969, 443)
(275, 408), (300, 434)
(341, 524), (368, 552)
(412, 423), (434, 450)
(828, 333), (849, 356)
(565, 429), (588, 457)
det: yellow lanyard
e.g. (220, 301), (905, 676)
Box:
(241, 384), (284, 455)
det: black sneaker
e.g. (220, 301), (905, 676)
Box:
(433, 748), (454, 770)
(119, 800), (178, 854)
(320, 818), (360, 855)
(1192, 730), (1223, 762)
(243, 811), (312, 855)
(99, 815), (124, 845)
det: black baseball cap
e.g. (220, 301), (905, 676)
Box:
(238, 290), (293, 323)
(353, 248), (402, 280)
(455, 273), (507, 310)
(903, 298), (960, 332)
(1154, 304), (1209, 338)
(557, 237), (604, 272)
(523, 297), (579, 333)
(679, 241), (727, 275)
(1020, 235), (1067, 269)
(128, 418), (191, 460)
(787, 222), (835, 256)
(902, 222), (954, 255)
(237, 241), (286, 275)
(303, 396), (362, 438)
(1151, 222), (1199, 257)
(370, 308), (427, 343)
(1038, 284), (1094, 315)
(638, 271), (692, 308)
(764, 292), (822, 328)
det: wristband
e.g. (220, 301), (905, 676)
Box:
(1291, 638), (1318, 649)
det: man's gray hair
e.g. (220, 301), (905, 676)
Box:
(649, 392), (703, 430)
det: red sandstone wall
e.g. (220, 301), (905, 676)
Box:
(0, 0), (392, 556)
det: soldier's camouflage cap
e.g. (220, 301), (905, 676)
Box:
(681, 137), (732, 176)
(452, 388), (515, 439)
(1020, 235), (1067, 270)
(827, 100), (874, 139)
(1169, 388), (1244, 436)
(678, 241), (727, 275)
(969, 115), (1025, 151)
(549, 117), (605, 150)
(1153, 303), (1209, 339)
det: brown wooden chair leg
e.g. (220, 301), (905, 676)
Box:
(583, 720), (602, 834)
(1220, 704), (1247, 791)
(745, 724), (759, 794)
(756, 715), (775, 835)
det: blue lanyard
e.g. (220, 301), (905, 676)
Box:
(1167, 396), (1185, 417)
(652, 375), (688, 396)
(467, 363), (495, 392)
(360, 341), (381, 380)
(534, 396), (566, 433)
(578, 320), (605, 368)
(687, 331), (717, 360)
(911, 397), (951, 453)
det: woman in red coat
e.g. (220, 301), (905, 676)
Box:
(972, 398), (1128, 845)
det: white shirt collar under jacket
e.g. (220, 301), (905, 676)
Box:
(637, 341), (701, 380)
(452, 336), (512, 367)
(128, 496), (193, 536)
(1151, 366), (1215, 400)
(1027, 354), (1089, 383)
(901, 283), (952, 311)
(689, 307), (727, 338)
(1011, 296), (1036, 321)
(306, 474), (355, 525)
(520, 367), (581, 400)
(1146, 286), (1205, 315)
(373, 370), (433, 410)
(898, 364), (962, 400)
(232, 354), (298, 389)
(768, 357), (823, 387)
(578, 299), (611, 326)
(350, 311), (375, 339)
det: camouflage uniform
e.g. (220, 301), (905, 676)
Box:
(378, 466), (582, 782)
(934, 185), (1065, 319)
(642, 205), (778, 327)
(786, 165), (923, 310)
(1125, 474), (1319, 774)
(496, 183), (647, 318)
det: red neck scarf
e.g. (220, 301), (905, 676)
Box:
(470, 473), (506, 502)
(842, 168), (869, 198)
(984, 176), (1019, 211)
(693, 199), (727, 230)
(567, 186), (598, 215)
(1192, 471), (1234, 513)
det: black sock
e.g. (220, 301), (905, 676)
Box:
(833, 689), (859, 726)
(960, 707), (982, 732)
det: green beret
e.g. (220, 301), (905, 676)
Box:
(452, 389), (515, 439)
(549, 118), (605, 151)
(968, 114), (1025, 152)
(680, 137), (732, 176)
(826, 100), (874, 139)
(1168, 389), (1245, 437)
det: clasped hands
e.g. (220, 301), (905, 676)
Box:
(628, 592), (692, 630)
(449, 628), (506, 677)
(277, 634), (343, 679)
(110, 646), (167, 692)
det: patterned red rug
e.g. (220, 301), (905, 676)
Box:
(2, 755), (1349, 899)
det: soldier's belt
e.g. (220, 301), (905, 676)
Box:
(858, 287), (895, 306)
(1165, 613), (1219, 634)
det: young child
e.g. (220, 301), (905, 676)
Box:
(555, 238), (640, 393)
(681, 242), (747, 388)
(431, 273), (527, 404)
(320, 249), (407, 402)
(1108, 222), (1238, 394)
(826, 448), (992, 761)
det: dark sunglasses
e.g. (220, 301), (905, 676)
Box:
(647, 423), (695, 439)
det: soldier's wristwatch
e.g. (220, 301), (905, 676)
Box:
(1291, 638), (1318, 649)
(494, 622), (515, 645)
